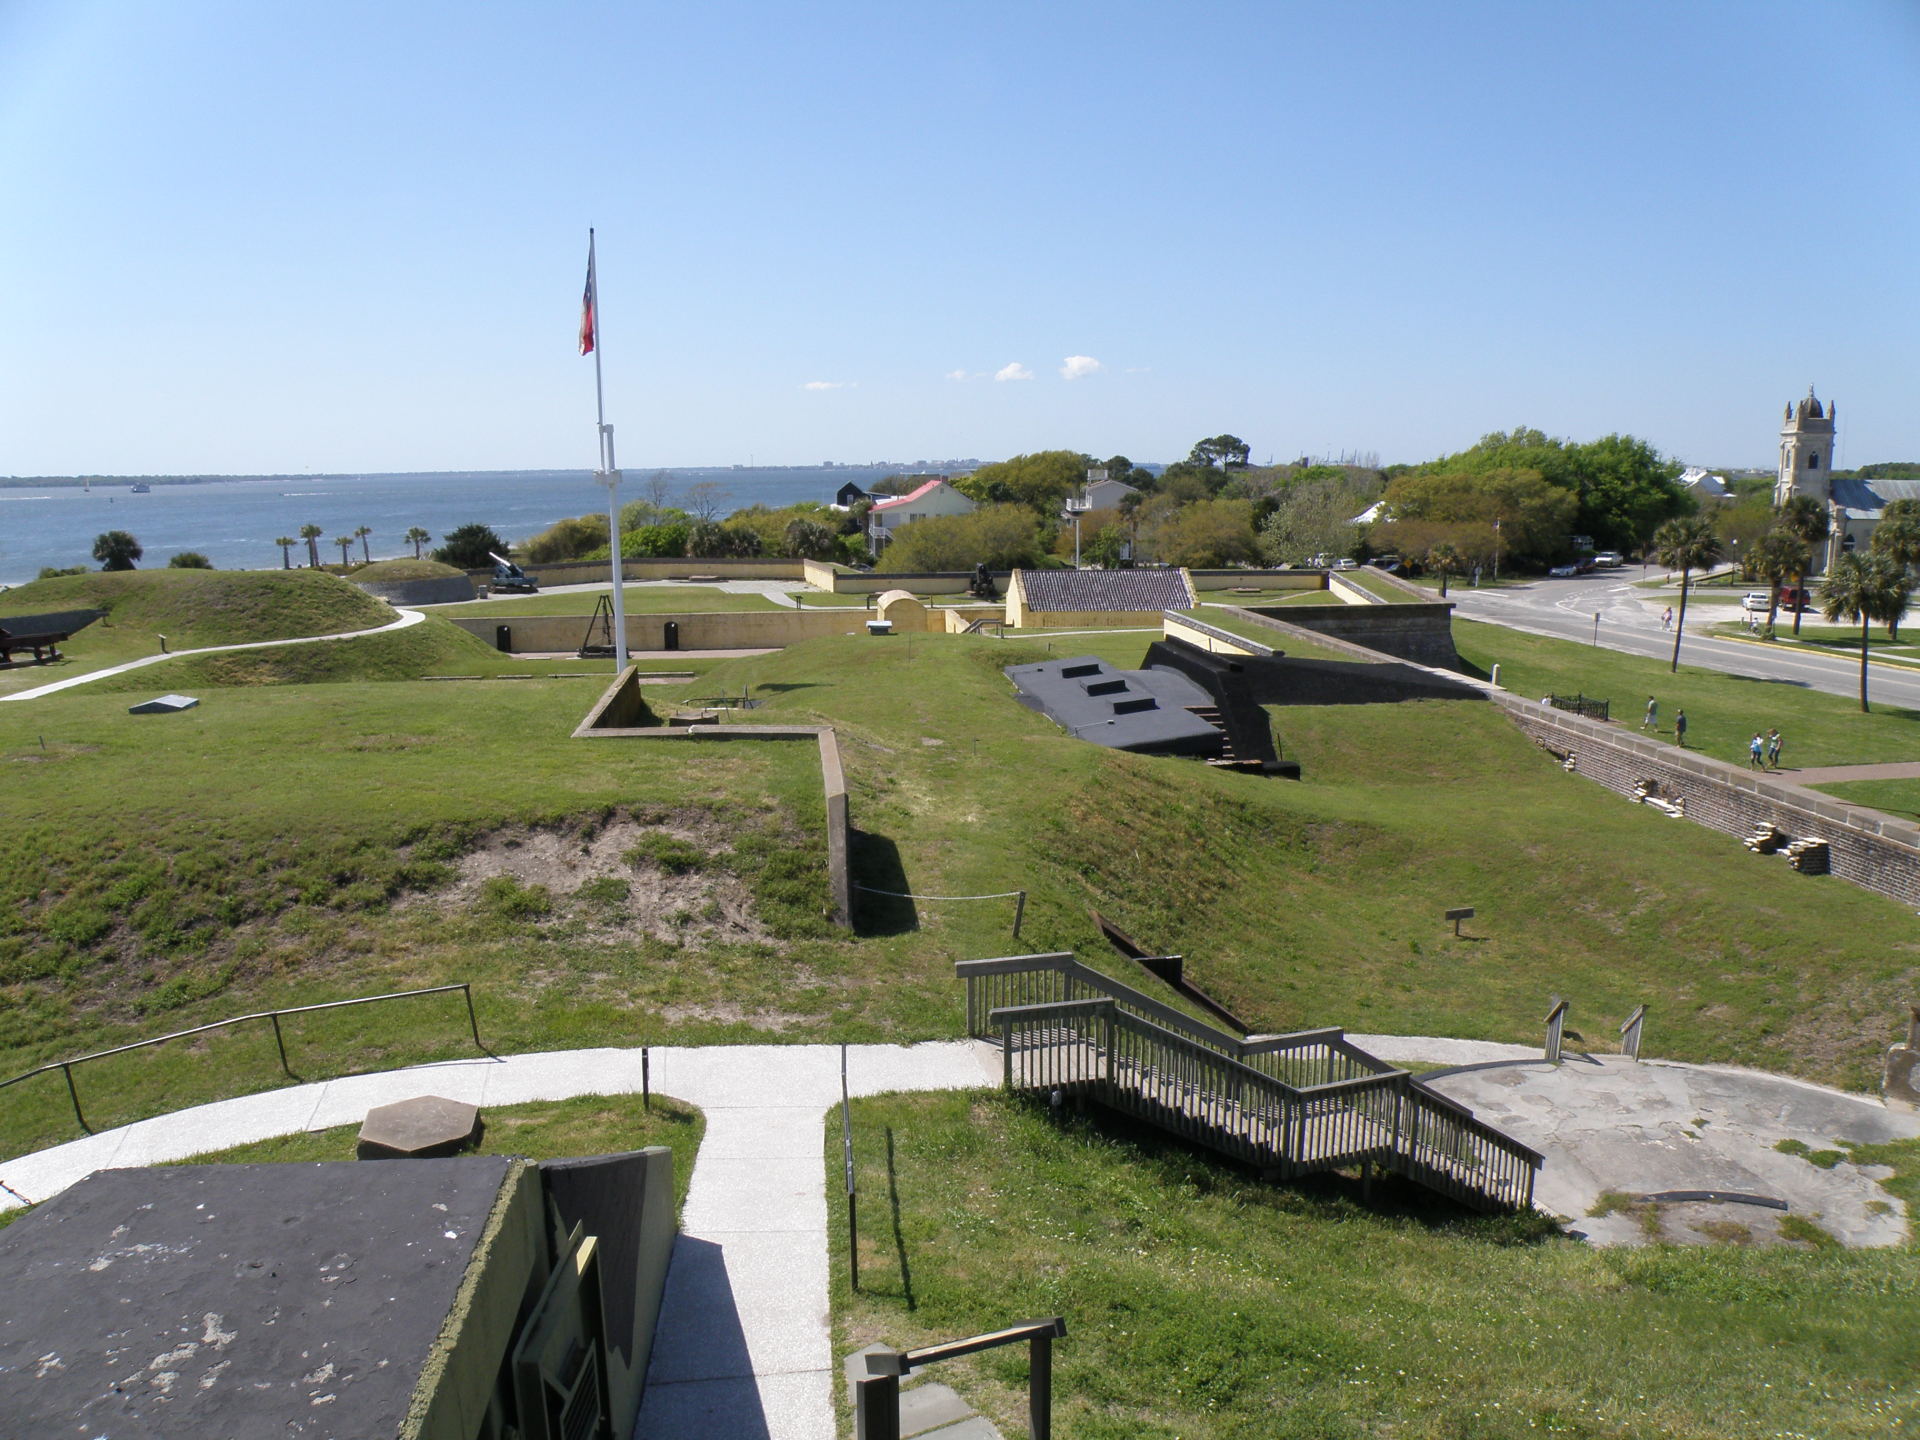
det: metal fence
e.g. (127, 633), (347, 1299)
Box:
(1547, 693), (1610, 721)
(1, 983), (491, 1143)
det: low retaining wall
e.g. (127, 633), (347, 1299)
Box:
(1496, 696), (1920, 908)
(468, 557), (811, 588)
(452, 606), (948, 653)
(1247, 600), (1461, 668)
(574, 671), (852, 927)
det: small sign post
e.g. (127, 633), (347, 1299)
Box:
(1445, 905), (1475, 937)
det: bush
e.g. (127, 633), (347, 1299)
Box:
(167, 552), (214, 569)
(37, 565), (87, 580)
(433, 523), (510, 570)
(476, 875), (553, 919)
(523, 514), (609, 564)
(624, 833), (707, 874)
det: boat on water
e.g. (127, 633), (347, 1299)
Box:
(130, 483), (151, 493)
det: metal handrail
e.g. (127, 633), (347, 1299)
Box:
(1, 983), (492, 1140)
(967, 952), (1545, 1206)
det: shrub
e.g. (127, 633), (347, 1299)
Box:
(37, 565), (87, 579)
(476, 875), (553, 919)
(167, 552), (214, 569)
(624, 833), (707, 874)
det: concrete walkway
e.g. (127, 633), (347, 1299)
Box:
(0, 1040), (998, 1440)
(1780, 760), (1920, 786)
(0, 605), (428, 702)
(2, 1034), (1914, 1435)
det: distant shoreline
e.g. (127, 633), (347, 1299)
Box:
(0, 462), (986, 491)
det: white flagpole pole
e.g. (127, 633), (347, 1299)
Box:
(588, 228), (629, 669)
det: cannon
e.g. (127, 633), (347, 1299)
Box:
(487, 550), (539, 594)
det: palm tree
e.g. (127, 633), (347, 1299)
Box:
(1777, 495), (1830, 636)
(334, 536), (354, 567)
(300, 523), (324, 568)
(406, 526), (432, 559)
(1820, 551), (1911, 712)
(1652, 516), (1722, 672)
(274, 536), (296, 570)
(1747, 528), (1805, 637)
(1425, 541), (1465, 598)
(355, 525), (373, 563)
(1869, 499), (1920, 642)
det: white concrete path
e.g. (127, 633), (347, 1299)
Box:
(0, 1040), (999, 1440)
(0, 606), (428, 701)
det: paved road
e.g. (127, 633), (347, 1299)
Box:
(1446, 571), (1920, 711)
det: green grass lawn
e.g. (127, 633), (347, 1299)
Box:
(0, 569), (396, 695)
(831, 1091), (1920, 1440)
(435, 585), (785, 617)
(1339, 569), (1424, 603)
(176, 1093), (704, 1217)
(1812, 778), (1920, 821)
(6, 623), (1920, 1162)
(1454, 618), (1920, 766)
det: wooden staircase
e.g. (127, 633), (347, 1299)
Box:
(957, 953), (1541, 1213)
(1186, 705), (1264, 773)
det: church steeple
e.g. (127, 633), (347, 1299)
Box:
(1774, 386), (1836, 508)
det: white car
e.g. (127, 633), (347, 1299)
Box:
(1741, 591), (1772, 612)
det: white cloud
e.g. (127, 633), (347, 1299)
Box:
(994, 361), (1034, 382)
(1059, 355), (1103, 381)
(801, 380), (851, 391)
(945, 369), (971, 381)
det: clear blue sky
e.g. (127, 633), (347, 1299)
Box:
(4, 0), (1916, 476)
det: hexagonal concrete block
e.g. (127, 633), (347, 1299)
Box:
(356, 1095), (484, 1160)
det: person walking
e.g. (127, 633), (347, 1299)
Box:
(1662, 605), (1674, 631)
(1674, 709), (1687, 747)
(1767, 728), (1782, 769)
(1642, 695), (1658, 730)
(1748, 732), (1766, 769)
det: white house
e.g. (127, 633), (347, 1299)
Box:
(1063, 475), (1139, 518)
(866, 478), (977, 554)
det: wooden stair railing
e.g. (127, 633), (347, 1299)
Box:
(962, 954), (1541, 1212)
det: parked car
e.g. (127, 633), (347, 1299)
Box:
(1741, 591), (1772, 612)
(1547, 564), (1579, 578)
(1594, 551), (1622, 566)
(1332, 558), (1359, 570)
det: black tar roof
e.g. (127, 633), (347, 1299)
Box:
(1005, 654), (1220, 754)
(1015, 568), (1194, 612)
(0, 1157), (513, 1439)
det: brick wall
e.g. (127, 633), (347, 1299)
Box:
(1495, 695), (1920, 908)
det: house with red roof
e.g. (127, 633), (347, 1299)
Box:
(865, 478), (976, 555)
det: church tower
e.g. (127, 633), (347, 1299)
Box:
(1775, 387), (1836, 507)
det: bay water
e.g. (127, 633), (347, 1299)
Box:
(0, 466), (912, 587)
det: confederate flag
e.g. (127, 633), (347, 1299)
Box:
(579, 235), (597, 356)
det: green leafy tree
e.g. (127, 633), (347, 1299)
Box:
(354, 525), (373, 563)
(1653, 516), (1723, 672)
(1869, 498), (1920, 640)
(1257, 473), (1372, 566)
(524, 514), (610, 563)
(91, 530), (142, 571)
(1145, 497), (1258, 568)
(299, 523), (324, 568)
(953, 451), (1087, 511)
(1420, 427), (1689, 551)
(684, 519), (725, 556)
(1747, 528), (1806, 637)
(1082, 523), (1129, 569)
(334, 536), (354, 566)
(619, 523), (690, 559)
(784, 518), (840, 561)
(1378, 468), (1575, 565)
(1188, 434), (1251, 471)
(274, 536), (296, 569)
(877, 505), (1044, 573)
(1776, 495), (1830, 636)
(166, 552), (212, 569)
(432, 523), (510, 569)
(1820, 551), (1912, 711)
(406, 526), (432, 559)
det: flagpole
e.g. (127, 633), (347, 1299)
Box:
(586, 228), (629, 668)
